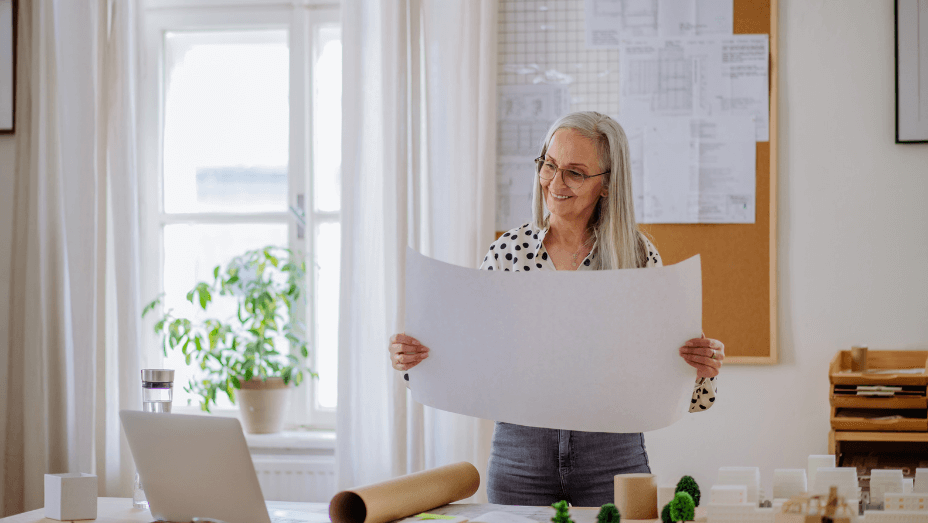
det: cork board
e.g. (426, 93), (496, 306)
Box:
(644, 1), (778, 363)
(496, 0), (779, 363)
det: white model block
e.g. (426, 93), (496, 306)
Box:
(884, 492), (928, 512)
(807, 454), (835, 491)
(657, 485), (676, 511)
(717, 467), (761, 503)
(905, 478), (914, 494)
(813, 467), (859, 500)
(861, 512), (928, 523)
(711, 485), (748, 505)
(772, 469), (807, 500)
(915, 469), (928, 494)
(44, 473), (97, 521)
(870, 470), (905, 504)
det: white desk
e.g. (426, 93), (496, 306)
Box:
(0, 498), (687, 523)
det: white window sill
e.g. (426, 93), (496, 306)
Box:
(246, 429), (336, 456)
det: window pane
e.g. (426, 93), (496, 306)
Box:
(161, 223), (289, 409)
(163, 30), (289, 214)
(313, 26), (342, 212)
(314, 222), (340, 408)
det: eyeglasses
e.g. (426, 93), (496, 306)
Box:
(534, 157), (609, 190)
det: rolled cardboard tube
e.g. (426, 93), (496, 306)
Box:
(329, 462), (480, 523)
(614, 473), (658, 520)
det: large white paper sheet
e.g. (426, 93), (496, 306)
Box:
(619, 35), (770, 141)
(584, 0), (733, 49)
(404, 248), (702, 433)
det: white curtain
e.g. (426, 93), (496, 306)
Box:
(1, 0), (143, 515)
(337, 0), (498, 501)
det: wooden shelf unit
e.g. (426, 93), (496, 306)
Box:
(829, 350), (928, 473)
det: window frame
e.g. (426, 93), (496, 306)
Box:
(138, 0), (339, 429)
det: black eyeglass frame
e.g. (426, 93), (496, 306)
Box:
(534, 156), (609, 189)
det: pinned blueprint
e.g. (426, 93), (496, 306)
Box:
(404, 248), (702, 433)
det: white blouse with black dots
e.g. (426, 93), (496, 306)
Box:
(478, 222), (717, 413)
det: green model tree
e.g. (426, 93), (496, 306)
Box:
(551, 500), (574, 523)
(669, 492), (695, 522)
(595, 503), (620, 523)
(675, 475), (701, 507)
(660, 503), (673, 523)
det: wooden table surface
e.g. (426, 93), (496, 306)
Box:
(0, 498), (702, 523)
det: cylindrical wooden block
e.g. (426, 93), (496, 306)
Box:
(851, 345), (868, 372)
(614, 473), (658, 519)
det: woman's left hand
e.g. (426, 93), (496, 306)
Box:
(679, 334), (724, 378)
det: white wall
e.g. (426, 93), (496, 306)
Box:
(645, 0), (928, 497)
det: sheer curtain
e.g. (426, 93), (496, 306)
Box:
(337, 0), (498, 500)
(1, 0), (143, 515)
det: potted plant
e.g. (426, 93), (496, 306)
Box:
(143, 246), (314, 434)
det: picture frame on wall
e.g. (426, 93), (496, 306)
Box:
(0, 0), (14, 134)
(895, 0), (928, 143)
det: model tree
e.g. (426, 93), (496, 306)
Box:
(595, 503), (620, 523)
(669, 492), (695, 522)
(675, 475), (701, 507)
(660, 503), (673, 523)
(551, 500), (574, 523)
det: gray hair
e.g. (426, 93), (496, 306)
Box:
(531, 111), (648, 269)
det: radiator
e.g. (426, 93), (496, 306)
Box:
(252, 455), (337, 503)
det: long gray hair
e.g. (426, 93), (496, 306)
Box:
(531, 111), (648, 269)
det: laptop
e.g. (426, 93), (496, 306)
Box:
(120, 410), (330, 523)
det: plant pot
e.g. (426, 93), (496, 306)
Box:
(236, 377), (291, 434)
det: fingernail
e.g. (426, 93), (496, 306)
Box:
(420, 353), (429, 359)
(411, 339), (420, 345)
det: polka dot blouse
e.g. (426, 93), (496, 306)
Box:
(479, 222), (717, 413)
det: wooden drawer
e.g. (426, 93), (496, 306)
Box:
(831, 393), (928, 410)
(830, 350), (928, 386)
(831, 407), (928, 432)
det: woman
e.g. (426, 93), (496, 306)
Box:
(388, 112), (724, 507)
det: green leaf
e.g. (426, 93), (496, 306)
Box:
(230, 376), (241, 389)
(142, 296), (163, 318)
(199, 287), (210, 309)
(300, 345), (309, 358)
(213, 266), (220, 280)
(185, 353), (192, 365)
(186, 289), (195, 303)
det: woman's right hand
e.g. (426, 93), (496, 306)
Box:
(389, 333), (429, 371)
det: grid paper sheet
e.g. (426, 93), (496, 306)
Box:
(498, 0), (620, 118)
(496, 0), (621, 231)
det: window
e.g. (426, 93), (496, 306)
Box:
(139, 2), (341, 428)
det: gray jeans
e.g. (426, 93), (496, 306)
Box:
(486, 422), (650, 507)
